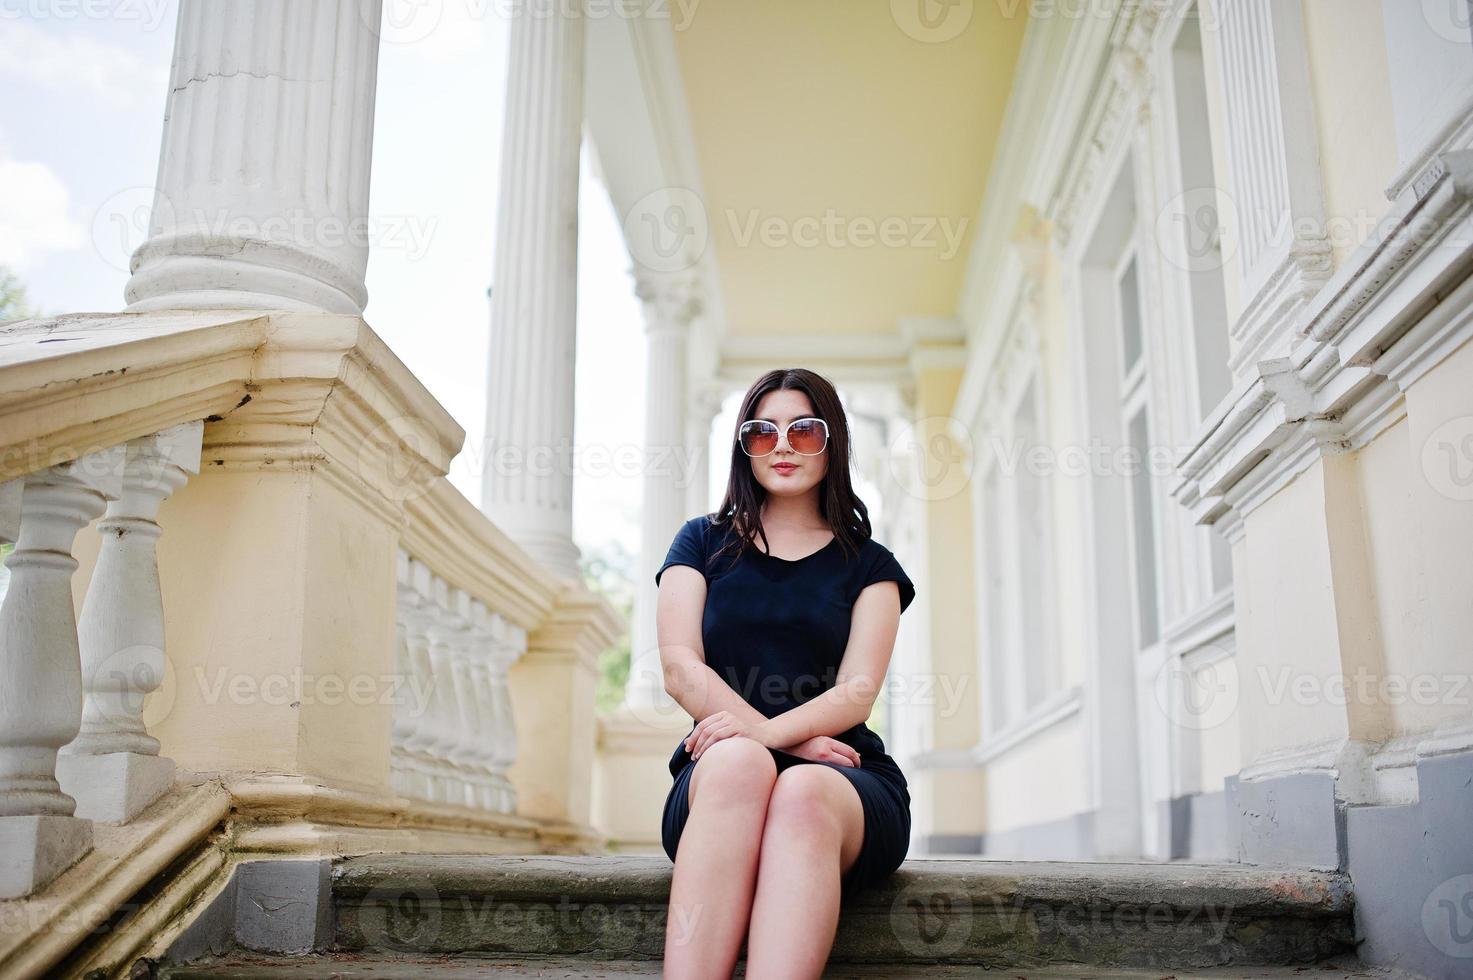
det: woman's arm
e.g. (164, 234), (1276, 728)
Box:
(656, 564), (770, 727)
(754, 579), (902, 749)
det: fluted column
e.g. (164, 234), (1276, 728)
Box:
(625, 271), (702, 713)
(481, 0), (585, 581)
(685, 384), (724, 518)
(124, 0), (384, 314)
(1208, 0), (1331, 377)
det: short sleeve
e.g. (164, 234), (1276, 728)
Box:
(655, 517), (708, 587)
(854, 543), (916, 614)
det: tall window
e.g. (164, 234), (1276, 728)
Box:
(980, 466), (1014, 733)
(977, 359), (1060, 738)
(1115, 250), (1161, 651)
(1170, 5), (1234, 593)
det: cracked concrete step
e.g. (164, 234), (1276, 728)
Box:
(328, 854), (1356, 970)
(159, 952), (1394, 979)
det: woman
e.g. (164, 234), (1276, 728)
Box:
(653, 368), (916, 979)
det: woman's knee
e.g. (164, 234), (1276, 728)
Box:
(763, 765), (857, 837)
(688, 736), (777, 807)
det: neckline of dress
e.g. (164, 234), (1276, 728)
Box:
(744, 532), (839, 564)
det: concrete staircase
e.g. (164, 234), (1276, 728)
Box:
(149, 854), (1367, 978)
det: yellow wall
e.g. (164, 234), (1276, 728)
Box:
(1301, 0), (1400, 270)
(983, 715), (1090, 832)
(1363, 340), (1473, 734)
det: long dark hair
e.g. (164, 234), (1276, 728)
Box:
(704, 368), (874, 569)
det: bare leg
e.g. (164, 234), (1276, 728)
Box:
(663, 736), (778, 978)
(743, 765), (865, 979)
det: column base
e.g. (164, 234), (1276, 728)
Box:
(1227, 771), (1346, 870)
(0, 814), (93, 899)
(56, 751), (176, 824)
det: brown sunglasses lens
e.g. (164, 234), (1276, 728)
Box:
(740, 424), (778, 456)
(787, 419), (826, 453)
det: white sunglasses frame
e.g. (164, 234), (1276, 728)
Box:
(735, 416), (830, 457)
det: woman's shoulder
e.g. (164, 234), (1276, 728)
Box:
(840, 530), (890, 560)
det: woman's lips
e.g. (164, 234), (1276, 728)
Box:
(774, 463), (798, 474)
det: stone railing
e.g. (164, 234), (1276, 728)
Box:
(0, 310), (620, 905)
(0, 422), (202, 899)
(391, 548), (526, 812)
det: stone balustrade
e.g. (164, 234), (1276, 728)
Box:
(391, 549), (527, 813)
(0, 310), (621, 906)
(0, 423), (202, 898)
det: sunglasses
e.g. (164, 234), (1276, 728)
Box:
(737, 417), (830, 457)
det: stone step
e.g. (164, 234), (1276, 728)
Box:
(327, 855), (1357, 971)
(160, 952), (1391, 979)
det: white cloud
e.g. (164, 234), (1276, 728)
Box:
(377, 0), (495, 63)
(0, 20), (168, 108)
(0, 152), (86, 270)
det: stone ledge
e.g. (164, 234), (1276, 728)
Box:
(330, 854), (1357, 969)
(333, 853), (1352, 914)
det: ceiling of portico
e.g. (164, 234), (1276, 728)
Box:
(668, 0), (1028, 338)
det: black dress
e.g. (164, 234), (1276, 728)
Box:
(654, 514), (917, 899)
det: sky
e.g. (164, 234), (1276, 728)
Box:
(0, 1), (718, 563)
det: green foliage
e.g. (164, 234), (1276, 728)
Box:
(579, 536), (635, 715)
(0, 266), (41, 323)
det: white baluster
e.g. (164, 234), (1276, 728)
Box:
(398, 560), (440, 801)
(57, 423), (201, 823)
(390, 551), (422, 799)
(422, 576), (465, 804)
(464, 601), (500, 810)
(0, 449), (123, 898)
(445, 589), (484, 809)
(486, 614), (527, 813)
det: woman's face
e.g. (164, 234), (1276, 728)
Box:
(747, 389), (829, 500)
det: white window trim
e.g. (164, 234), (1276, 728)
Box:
(973, 323), (1063, 740)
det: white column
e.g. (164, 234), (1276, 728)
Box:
(57, 422), (202, 824)
(625, 271), (701, 712)
(124, 0), (384, 314)
(1208, 0), (1332, 378)
(0, 449), (123, 899)
(481, 0), (585, 581)
(685, 385), (724, 518)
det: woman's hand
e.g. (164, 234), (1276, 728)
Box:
(684, 710), (773, 759)
(784, 735), (861, 768)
